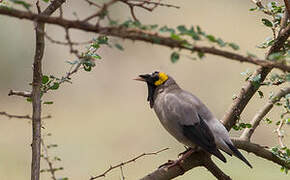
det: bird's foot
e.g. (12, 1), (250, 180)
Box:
(158, 159), (185, 174)
(158, 148), (195, 174)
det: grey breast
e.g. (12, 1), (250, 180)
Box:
(152, 78), (198, 148)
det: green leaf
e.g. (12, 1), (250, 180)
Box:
(26, 97), (32, 102)
(264, 118), (272, 124)
(42, 0), (49, 2)
(177, 25), (187, 33)
(249, 7), (257, 11)
(9, 0), (31, 10)
(262, 18), (273, 27)
(258, 90), (264, 98)
(50, 83), (59, 90)
(159, 26), (175, 34)
(197, 52), (205, 59)
(206, 35), (216, 42)
(216, 38), (226, 47)
(228, 42), (240, 50)
(250, 74), (261, 89)
(170, 52), (180, 63)
(43, 101), (54, 105)
(170, 33), (183, 41)
(268, 52), (284, 61)
(91, 54), (101, 60)
(42, 75), (49, 84)
(97, 36), (108, 44)
(114, 43), (124, 51)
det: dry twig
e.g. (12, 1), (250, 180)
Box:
(0, 111), (51, 120)
(90, 147), (169, 180)
(41, 138), (57, 180)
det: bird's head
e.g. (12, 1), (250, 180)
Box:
(134, 71), (169, 108)
(134, 71), (169, 86)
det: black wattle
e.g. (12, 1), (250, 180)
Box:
(147, 84), (156, 108)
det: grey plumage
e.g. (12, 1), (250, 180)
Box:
(136, 72), (252, 168)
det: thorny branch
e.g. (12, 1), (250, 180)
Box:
(90, 147), (169, 180)
(0, 8), (289, 71)
(240, 87), (290, 141)
(41, 138), (57, 180)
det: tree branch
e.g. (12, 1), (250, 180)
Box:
(202, 157), (232, 180)
(240, 87), (290, 141)
(8, 89), (32, 97)
(0, 111), (51, 120)
(30, 1), (65, 180)
(140, 150), (205, 180)
(90, 147), (169, 180)
(0, 8), (289, 72)
(222, 22), (290, 130)
(232, 139), (290, 169)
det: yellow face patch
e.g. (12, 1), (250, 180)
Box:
(154, 72), (169, 86)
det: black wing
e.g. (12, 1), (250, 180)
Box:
(181, 114), (227, 163)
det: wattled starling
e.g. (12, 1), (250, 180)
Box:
(135, 71), (252, 168)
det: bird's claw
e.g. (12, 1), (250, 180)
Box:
(178, 147), (192, 158)
(158, 160), (175, 169)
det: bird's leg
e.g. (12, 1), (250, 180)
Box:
(178, 146), (191, 158)
(167, 148), (194, 169)
(158, 148), (195, 174)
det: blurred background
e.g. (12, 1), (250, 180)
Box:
(0, 0), (289, 179)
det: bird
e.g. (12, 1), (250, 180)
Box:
(134, 71), (252, 168)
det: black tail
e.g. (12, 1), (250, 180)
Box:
(210, 149), (227, 163)
(226, 142), (253, 168)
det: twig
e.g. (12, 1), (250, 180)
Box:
(64, 28), (80, 57)
(41, 138), (57, 180)
(44, 31), (93, 46)
(127, 0), (180, 9)
(0, 111), (51, 120)
(240, 87), (290, 141)
(120, 0), (179, 21)
(8, 89), (32, 98)
(90, 147), (169, 180)
(275, 119), (286, 148)
(85, 0), (102, 8)
(251, 0), (272, 15)
(120, 166), (125, 180)
(82, 0), (119, 22)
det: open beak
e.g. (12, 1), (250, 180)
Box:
(133, 77), (146, 82)
(134, 74), (150, 82)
